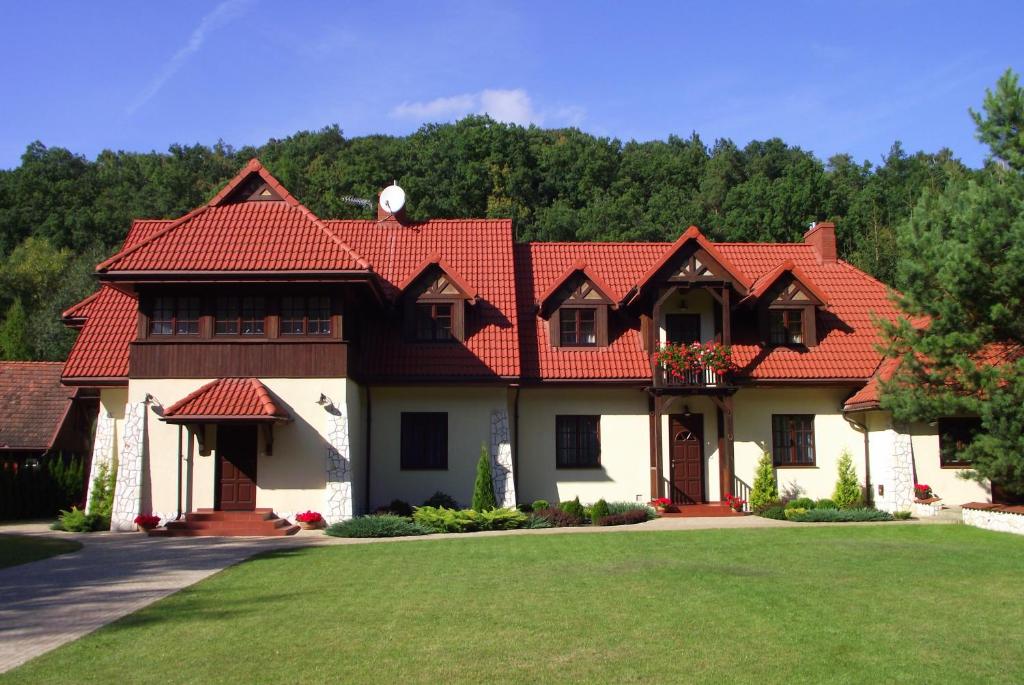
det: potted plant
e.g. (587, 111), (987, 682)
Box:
(913, 484), (939, 503)
(134, 514), (161, 531)
(650, 497), (672, 514)
(724, 493), (747, 513)
(295, 511), (324, 530)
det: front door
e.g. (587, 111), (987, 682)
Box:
(670, 414), (704, 504)
(217, 425), (257, 511)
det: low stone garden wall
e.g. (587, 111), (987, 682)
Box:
(962, 503), (1024, 536)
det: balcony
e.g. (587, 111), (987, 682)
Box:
(654, 364), (723, 388)
(651, 342), (735, 391)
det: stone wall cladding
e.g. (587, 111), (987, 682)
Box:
(911, 501), (941, 518)
(490, 409), (516, 508)
(886, 426), (916, 513)
(111, 402), (146, 531)
(963, 505), (1024, 536)
(84, 410), (116, 512)
(324, 402), (352, 524)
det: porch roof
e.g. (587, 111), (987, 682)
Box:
(161, 378), (290, 423)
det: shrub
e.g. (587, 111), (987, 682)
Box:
(560, 497), (585, 520)
(833, 449), (862, 509)
(422, 491), (458, 509)
(596, 509), (649, 526)
(86, 460), (115, 530)
(375, 499), (413, 517)
(471, 443), (498, 512)
(590, 499), (610, 524)
(526, 514), (553, 528)
(325, 514), (429, 538)
(413, 506), (480, 533)
(784, 507), (808, 521)
(894, 510), (913, 520)
(517, 503), (534, 513)
(757, 505), (787, 520)
(750, 451), (779, 510)
(479, 508), (528, 530)
(533, 507), (583, 527)
(815, 498), (838, 510)
(605, 501), (656, 519)
(786, 508), (895, 523)
(53, 506), (104, 532)
(785, 497), (815, 510)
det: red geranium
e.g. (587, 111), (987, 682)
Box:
(724, 493), (747, 512)
(914, 484), (934, 499)
(650, 497), (672, 508)
(134, 514), (161, 528)
(295, 511), (323, 523)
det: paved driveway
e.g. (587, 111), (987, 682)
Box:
(0, 525), (308, 673)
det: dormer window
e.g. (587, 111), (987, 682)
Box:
(150, 296), (199, 336)
(769, 309), (803, 345)
(415, 302), (454, 341)
(559, 307), (597, 347)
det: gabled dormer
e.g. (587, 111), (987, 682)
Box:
(537, 261), (616, 348)
(745, 260), (829, 347)
(398, 254), (477, 342)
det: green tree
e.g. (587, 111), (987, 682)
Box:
(749, 451), (779, 510)
(471, 443), (497, 512)
(971, 68), (1024, 172)
(832, 450), (862, 509)
(0, 299), (31, 359)
(883, 70), (1024, 496)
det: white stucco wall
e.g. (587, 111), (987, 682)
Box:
(517, 387), (650, 505)
(862, 411), (990, 507)
(368, 385), (510, 509)
(127, 377), (362, 520)
(733, 387), (866, 501)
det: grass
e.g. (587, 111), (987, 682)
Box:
(3, 526), (1023, 684)
(0, 534), (81, 570)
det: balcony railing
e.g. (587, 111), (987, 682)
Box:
(653, 363), (722, 388)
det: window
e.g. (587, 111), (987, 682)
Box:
(769, 309), (803, 345)
(772, 415), (815, 466)
(400, 413), (448, 469)
(150, 296), (199, 336)
(415, 303), (453, 341)
(938, 417), (981, 467)
(215, 296), (241, 335)
(241, 296), (266, 335)
(559, 308), (597, 347)
(281, 296), (332, 336)
(556, 415), (601, 468)
(666, 313), (701, 344)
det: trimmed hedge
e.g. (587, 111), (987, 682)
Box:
(786, 508), (895, 523)
(605, 501), (656, 519)
(757, 505), (787, 520)
(785, 497), (815, 510)
(596, 509), (649, 526)
(533, 507), (584, 527)
(325, 514), (429, 538)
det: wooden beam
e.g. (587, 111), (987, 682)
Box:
(720, 395), (735, 500)
(722, 286), (732, 347)
(648, 394), (659, 500)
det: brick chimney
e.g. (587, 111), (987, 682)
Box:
(804, 221), (836, 263)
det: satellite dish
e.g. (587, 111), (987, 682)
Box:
(379, 183), (406, 216)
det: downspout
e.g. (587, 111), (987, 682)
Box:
(843, 410), (871, 506)
(176, 424), (183, 520)
(512, 385), (521, 497)
(364, 386), (372, 515)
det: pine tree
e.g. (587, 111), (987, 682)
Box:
(883, 69), (1024, 495)
(471, 443), (497, 512)
(749, 451), (779, 510)
(833, 450), (862, 509)
(0, 299), (31, 359)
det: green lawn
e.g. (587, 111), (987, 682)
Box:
(0, 534), (81, 570)
(3, 526), (1022, 684)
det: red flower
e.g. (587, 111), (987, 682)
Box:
(296, 510), (323, 523)
(134, 514), (161, 527)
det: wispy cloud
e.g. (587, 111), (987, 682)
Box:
(127, 0), (251, 115)
(391, 88), (584, 127)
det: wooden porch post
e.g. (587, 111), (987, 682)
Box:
(649, 393), (661, 500)
(712, 395), (736, 501)
(721, 285), (731, 346)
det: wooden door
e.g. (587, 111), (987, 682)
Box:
(216, 425), (257, 511)
(670, 414), (704, 504)
(666, 313), (701, 344)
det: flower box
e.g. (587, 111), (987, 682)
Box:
(295, 510), (324, 530)
(134, 514), (161, 531)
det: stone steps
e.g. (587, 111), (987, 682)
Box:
(148, 510), (299, 537)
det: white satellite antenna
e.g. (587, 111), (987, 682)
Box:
(379, 182), (406, 217)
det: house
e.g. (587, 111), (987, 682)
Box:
(60, 159), (990, 532)
(0, 361), (94, 471)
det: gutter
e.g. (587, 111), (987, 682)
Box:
(843, 410), (872, 507)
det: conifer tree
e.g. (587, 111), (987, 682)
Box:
(749, 451), (778, 510)
(471, 443), (497, 512)
(833, 450), (862, 509)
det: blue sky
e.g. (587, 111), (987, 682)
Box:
(0, 1), (1021, 170)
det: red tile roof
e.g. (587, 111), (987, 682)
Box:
(330, 219), (519, 379)
(0, 362), (75, 450)
(162, 378), (288, 421)
(61, 159), (903, 386)
(397, 252), (479, 301)
(96, 160), (369, 273)
(535, 260), (618, 309)
(745, 259), (829, 306)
